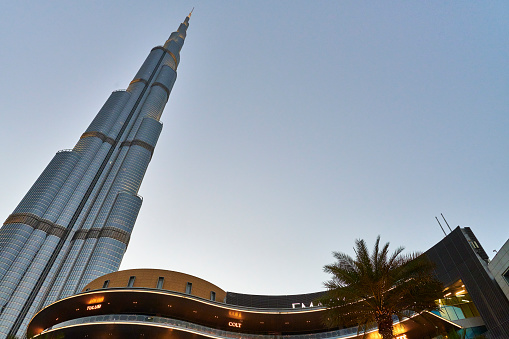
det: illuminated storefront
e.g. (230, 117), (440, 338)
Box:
(27, 227), (509, 338)
(28, 270), (459, 339)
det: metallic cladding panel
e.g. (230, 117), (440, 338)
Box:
(41, 238), (85, 306)
(161, 52), (177, 70)
(0, 224), (33, 282)
(155, 65), (177, 94)
(55, 238), (98, 299)
(133, 49), (165, 82)
(104, 192), (143, 233)
(12, 151), (80, 217)
(72, 135), (104, 156)
(134, 117), (163, 147)
(107, 84), (145, 137)
(77, 237), (127, 292)
(168, 31), (184, 41)
(65, 142), (115, 230)
(462, 227), (490, 262)
(57, 238), (98, 297)
(126, 80), (146, 93)
(115, 145), (153, 194)
(51, 145), (108, 226)
(425, 227), (509, 338)
(142, 87), (168, 120)
(85, 147), (132, 231)
(164, 40), (181, 65)
(42, 150), (100, 225)
(87, 144), (149, 233)
(84, 91), (131, 135)
(0, 233), (59, 328)
(0, 224), (34, 288)
(0, 229), (51, 303)
(225, 291), (326, 309)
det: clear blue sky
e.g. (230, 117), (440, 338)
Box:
(0, 1), (508, 295)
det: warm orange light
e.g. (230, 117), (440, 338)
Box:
(87, 296), (104, 304)
(33, 327), (45, 335)
(228, 311), (242, 319)
(86, 304), (102, 311)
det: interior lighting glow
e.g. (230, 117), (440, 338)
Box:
(444, 292), (452, 297)
(228, 311), (242, 319)
(455, 290), (466, 295)
(87, 296), (104, 304)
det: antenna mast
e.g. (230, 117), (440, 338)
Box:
(435, 216), (447, 236)
(441, 213), (453, 232)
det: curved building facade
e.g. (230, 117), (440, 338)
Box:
(28, 269), (460, 339)
(27, 227), (509, 339)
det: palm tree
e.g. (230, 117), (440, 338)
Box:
(321, 236), (444, 339)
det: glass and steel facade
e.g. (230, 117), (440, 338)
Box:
(426, 227), (509, 338)
(0, 13), (191, 338)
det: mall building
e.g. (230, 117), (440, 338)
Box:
(27, 227), (509, 339)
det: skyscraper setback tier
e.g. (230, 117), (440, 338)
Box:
(0, 14), (191, 338)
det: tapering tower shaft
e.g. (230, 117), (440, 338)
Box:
(0, 14), (190, 338)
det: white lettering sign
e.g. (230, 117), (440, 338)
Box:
(228, 321), (242, 328)
(292, 301), (322, 308)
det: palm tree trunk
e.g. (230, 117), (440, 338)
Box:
(376, 314), (394, 339)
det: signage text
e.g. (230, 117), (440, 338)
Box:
(86, 304), (102, 311)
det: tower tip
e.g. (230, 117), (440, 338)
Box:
(188, 7), (194, 18)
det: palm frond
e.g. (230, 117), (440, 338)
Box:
(322, 236), (444, 336)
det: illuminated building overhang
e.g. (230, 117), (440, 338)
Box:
(28, 288), (460, 338)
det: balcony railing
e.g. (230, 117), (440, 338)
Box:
(37, 313), (381, 339)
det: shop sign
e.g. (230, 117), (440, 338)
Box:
(86, 304), (102, 311)
(291, 301), (322, 308)
(228, 321), (242, 328)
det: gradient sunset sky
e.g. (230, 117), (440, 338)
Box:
(0, 1), (508, 294)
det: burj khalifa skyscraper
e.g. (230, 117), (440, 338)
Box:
(0, 12), (191, 338)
